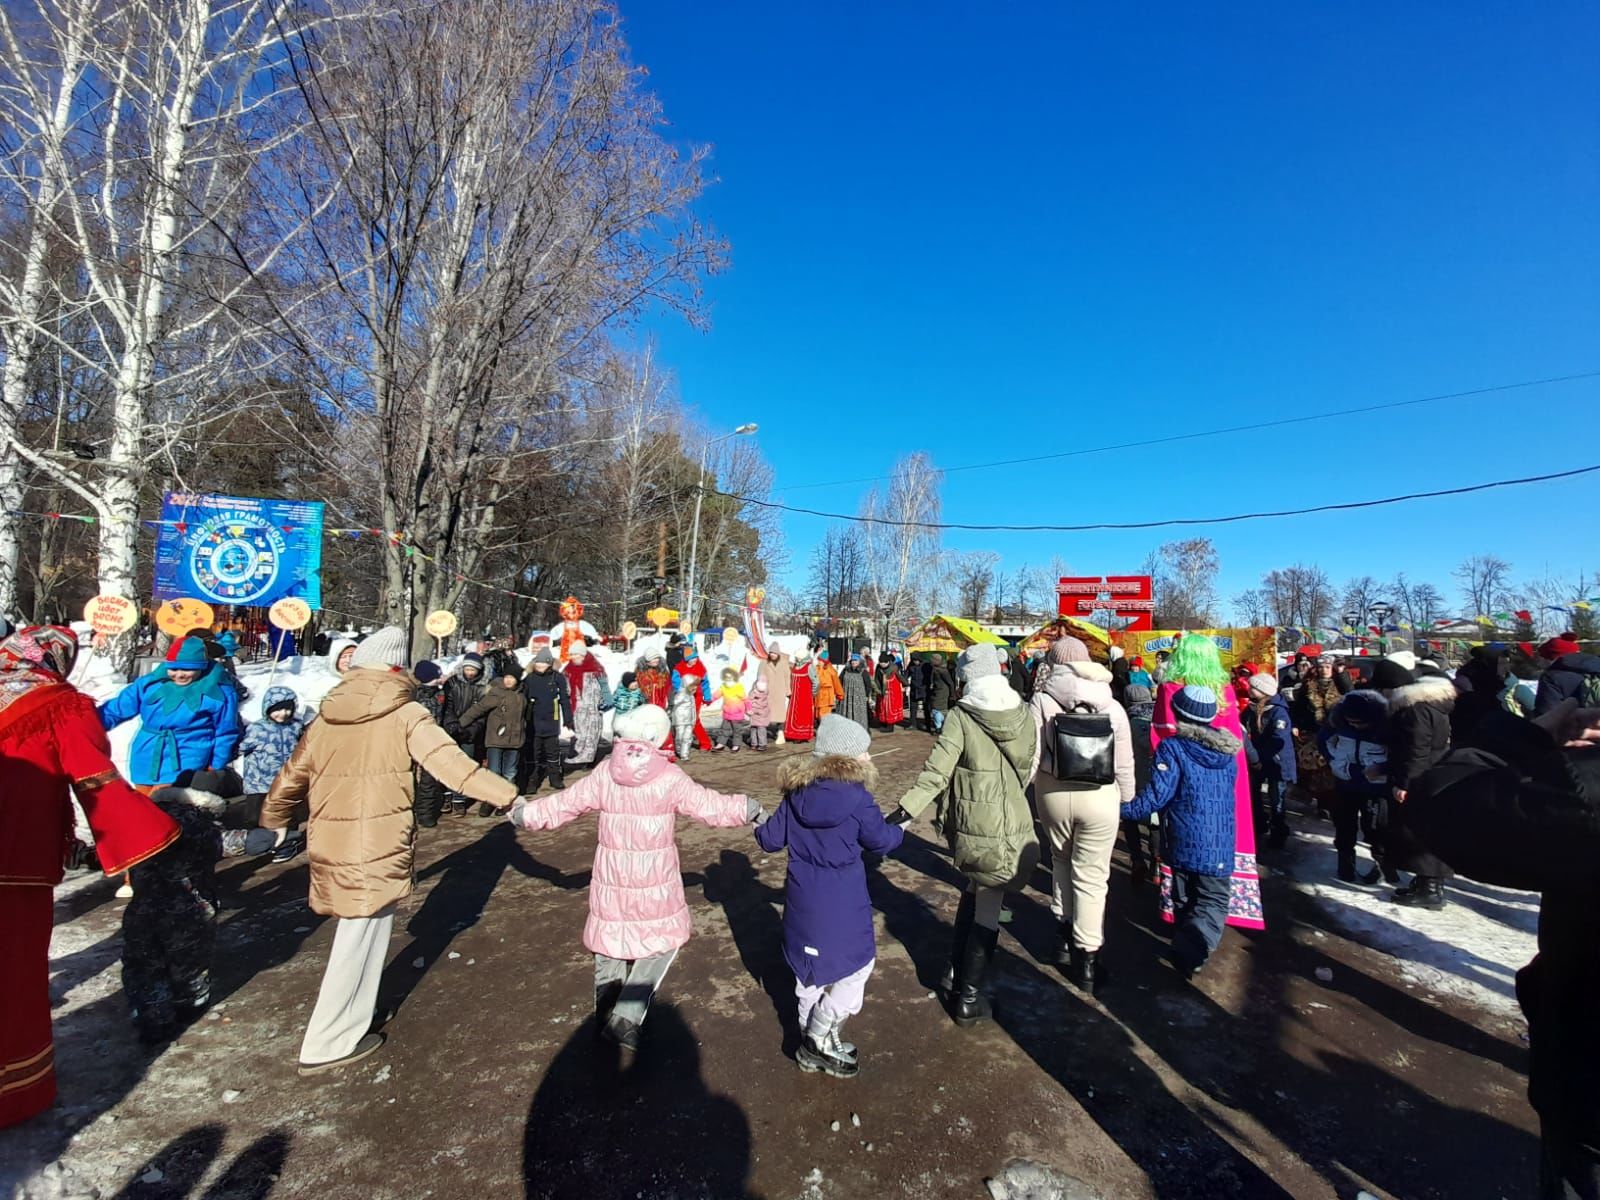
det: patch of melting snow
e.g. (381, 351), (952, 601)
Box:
(1284, 828), (1535, 1020)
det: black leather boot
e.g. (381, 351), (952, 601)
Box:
(1391, 875), (1447, 910)
(1053, 922), (1073, 968)
(1336, 852), (1357, 883)
(949, 922), (999, 1027)
(1067, 947), (1103, 995)
(941, 890), (977, 996)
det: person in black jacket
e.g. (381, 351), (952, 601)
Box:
(521, 648), (573, 792)
(439, 652), (488, 815)
(1372, 658), (1456, 908)
(1536, 634), (1600, 716)
(1407, 699), (1600, 1200)
(1454, 645), (1511, 746)
(411, 661), (450, 826)
(927, 653), (956, 732)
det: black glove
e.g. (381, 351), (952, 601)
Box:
(886, 807), (914, 827)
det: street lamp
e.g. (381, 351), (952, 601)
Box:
(684, 422), (758, 629)
(1369, 601), (1393, 655)
(1343, 610), (1360, 656)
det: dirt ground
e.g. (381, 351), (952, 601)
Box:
(4, 729), (1539, 1200)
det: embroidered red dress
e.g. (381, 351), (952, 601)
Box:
(0, 628), (178, 1128)
(785, 663), (816, 743)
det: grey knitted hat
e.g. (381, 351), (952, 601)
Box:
(956, 642), (1003, 683)
(349, 626), (409, 671)
(814, 714), (871, 760)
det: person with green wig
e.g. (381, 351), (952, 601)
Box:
(1150, 634), (1264, 932)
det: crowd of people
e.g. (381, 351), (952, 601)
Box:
(4, 616), (1598, 1198)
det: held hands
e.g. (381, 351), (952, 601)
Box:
(886, 806), (914, 827)
(745, 796), (768, 825)
(1531, 698), (1600, 749)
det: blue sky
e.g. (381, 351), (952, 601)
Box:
(621, 3), (1600, 616)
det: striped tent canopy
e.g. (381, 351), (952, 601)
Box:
(1019, 617), (1113, 662)
(902, 615), (1010, 654)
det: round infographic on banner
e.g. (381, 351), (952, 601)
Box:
(424, 610), (458, 638)
(184, 511), (291, 604)
(83, 594), (139, 637)
(269, 597), (312, 631)
(156, 598), (215, 638)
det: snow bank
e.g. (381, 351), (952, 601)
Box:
(1282, 828), (1536, 1020)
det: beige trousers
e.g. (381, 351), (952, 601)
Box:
(1037, 778), (1122, 952)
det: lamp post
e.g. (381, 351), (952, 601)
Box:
(1369, 601), (1393, 656)
(684, 422), (758, 630)
(1343, 610), (1361, 656)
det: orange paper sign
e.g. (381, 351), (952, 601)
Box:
(155, 598), (215, 638)
(268, 597), (312, 631)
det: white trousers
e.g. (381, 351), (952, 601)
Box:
(796, 959), (875, 1031)
(299, 906), (395, 1066)
(1037, 779), (1121, 951)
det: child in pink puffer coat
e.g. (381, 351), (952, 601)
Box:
(508, 704), (761, 1050)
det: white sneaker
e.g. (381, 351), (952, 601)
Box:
(115, 883), (134, 900)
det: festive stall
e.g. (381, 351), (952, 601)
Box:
(1109, 627), (1279, 675)
(902, 615), (1009, 654)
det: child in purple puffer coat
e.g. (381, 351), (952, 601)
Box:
(755, 715), (903, 1078)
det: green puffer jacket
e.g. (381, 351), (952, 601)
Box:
(898, 693), (1040, 890)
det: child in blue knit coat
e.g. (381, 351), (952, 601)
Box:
(1121, 685), (1241, 979)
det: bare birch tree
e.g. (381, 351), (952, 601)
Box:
(860, 452), (941, 631)
(0, 0), (331, 622)
(288, 0), (723, 652)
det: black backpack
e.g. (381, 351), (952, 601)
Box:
(1049, 703), (1116, 786)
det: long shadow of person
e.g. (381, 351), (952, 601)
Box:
(378, 822), (588, 1023)
(1089, 873), (1539, 1198)
(521, 1003), (759, 1200)
(866, 864), (1291, 1198)
(697, 848), (799, 1056)
(107, 1122), (290, 1200)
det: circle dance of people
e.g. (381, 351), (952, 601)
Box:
(5, 623), (1598, 1198)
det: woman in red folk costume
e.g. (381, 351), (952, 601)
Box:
(875, 652), (906, 733)
(635, 649), (675, 755)
(785, 652), (817, 743)
(0, 627), (179, 1129)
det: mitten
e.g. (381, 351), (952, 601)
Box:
(886, 806), (914, 827)
(745, 796), (766, 824)
(507, 798), (529, 829)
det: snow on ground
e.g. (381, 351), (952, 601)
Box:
(1281, 826), (1537, 1021)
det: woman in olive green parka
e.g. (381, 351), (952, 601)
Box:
(895, 642), (1039, 1027)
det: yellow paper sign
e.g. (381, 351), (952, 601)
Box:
(83, 594), (139, 637)
(621, 620), (638, 641)
(646, 607), (679, 630)
(425, 610), (458, 638)
(268, 597), (312, 631)
(156, 598), (215, 638)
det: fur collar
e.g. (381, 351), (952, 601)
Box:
(1388, 675), (1458, 713)
(779, 753), (878, 794)
(149, 786), (228, 817)
(1172, 723), (1242, 755)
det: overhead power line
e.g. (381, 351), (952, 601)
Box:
(776, 370), (1600, 493)
(712, 463), (1600, 533)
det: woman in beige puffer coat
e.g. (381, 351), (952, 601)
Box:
(262, 628), (516, 1075)
(1029, 637), (1134, 994)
